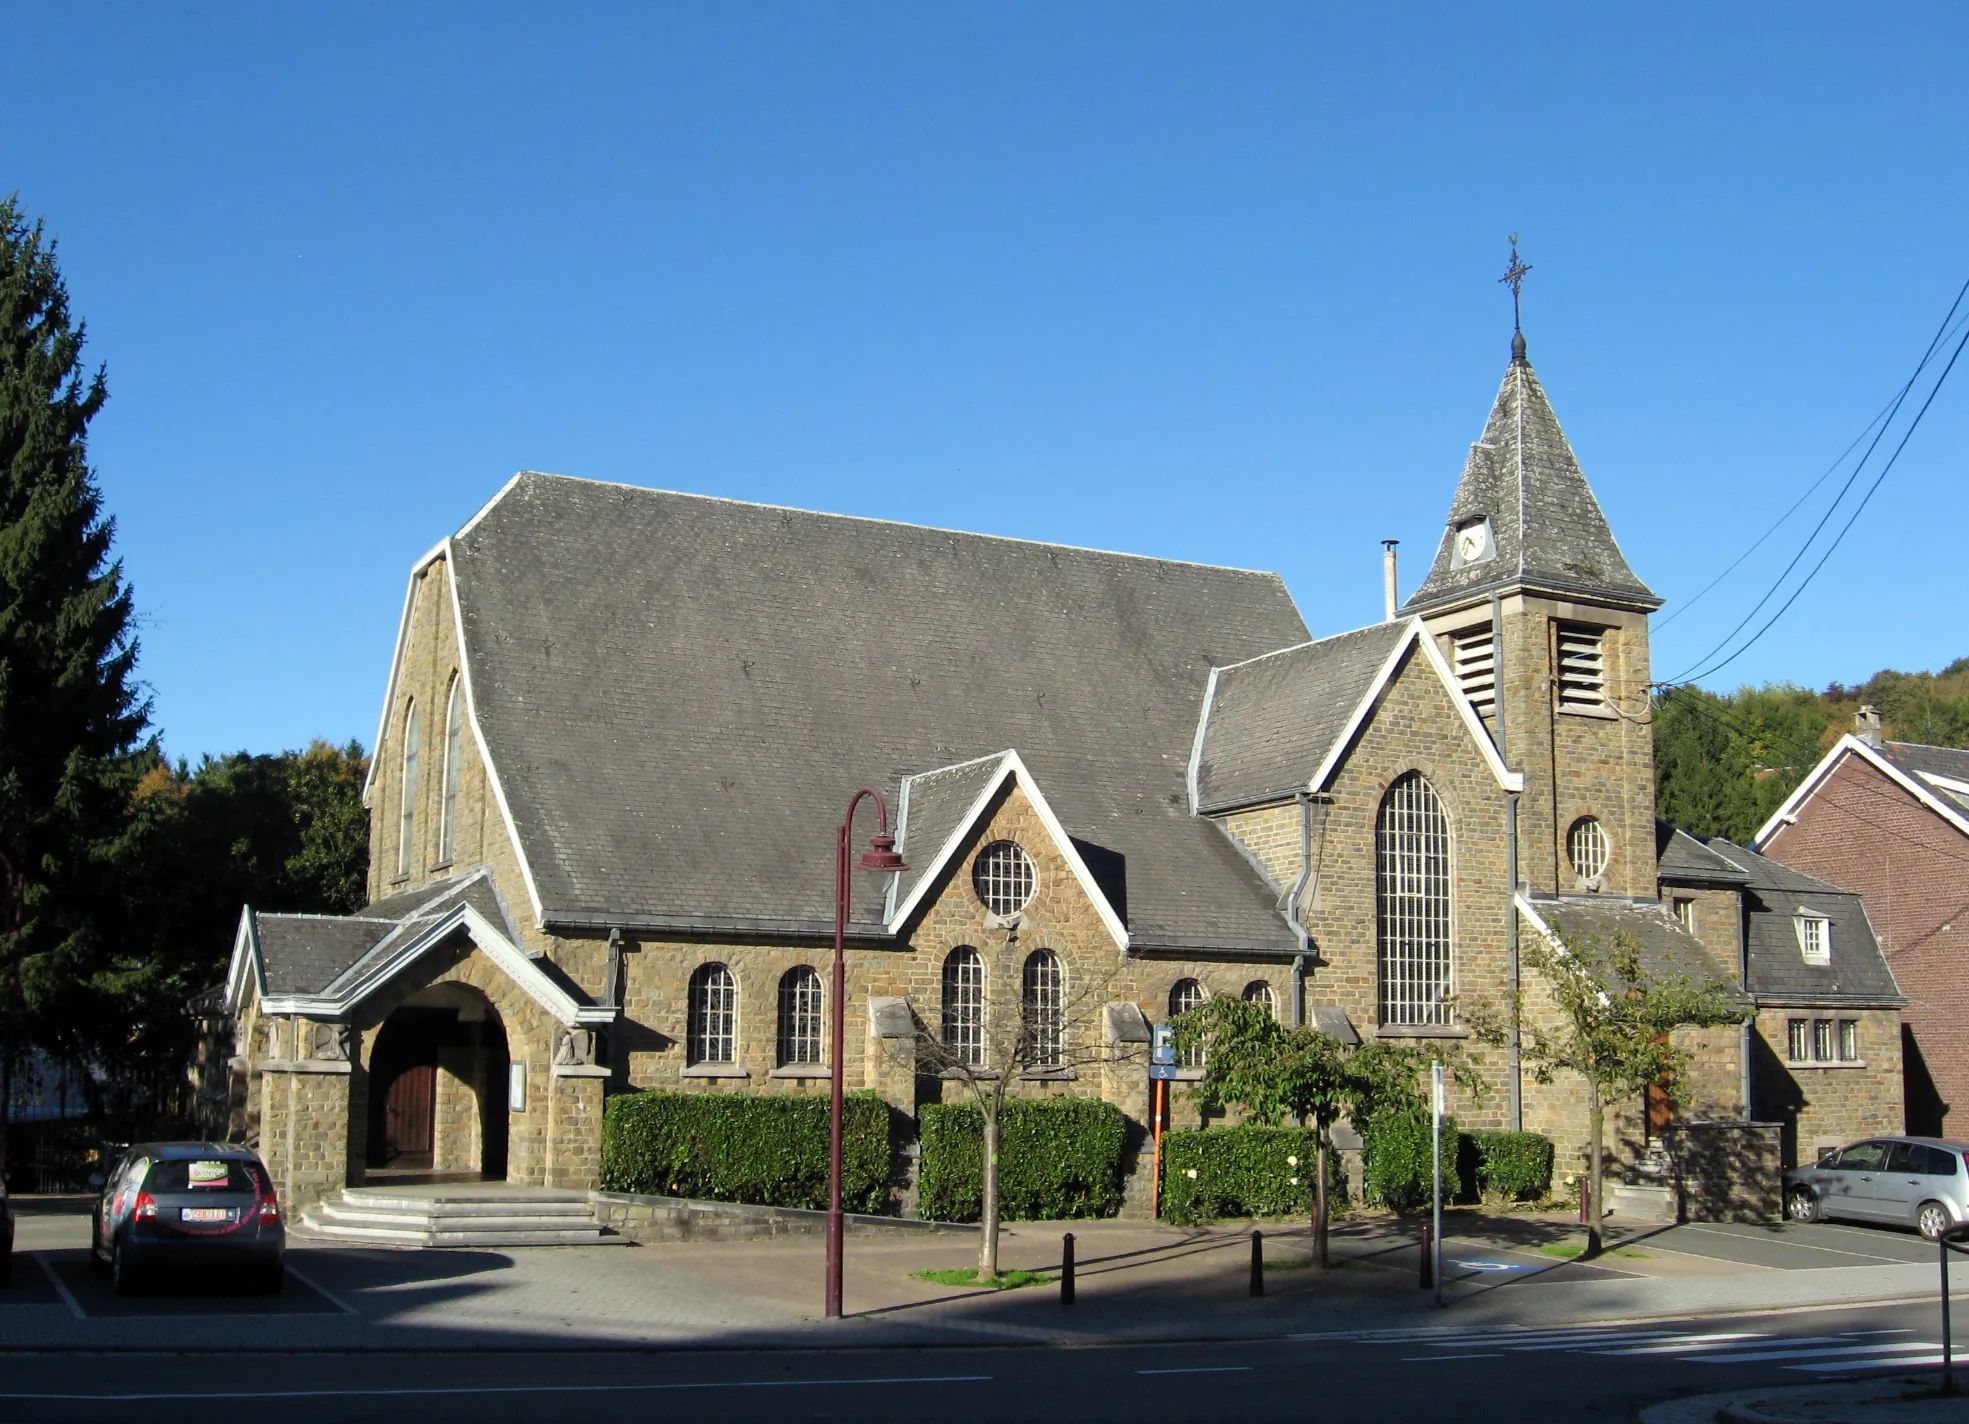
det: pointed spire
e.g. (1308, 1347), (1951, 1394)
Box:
(1402, 352), (1660, 617)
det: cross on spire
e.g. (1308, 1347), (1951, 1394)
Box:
(1499, 235), (1532, 327)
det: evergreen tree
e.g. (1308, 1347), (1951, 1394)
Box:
(0, 197), (149, 1141)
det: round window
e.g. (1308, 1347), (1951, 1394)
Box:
(973, 840), (1037, 916)
(1568, 817), (1610, 884)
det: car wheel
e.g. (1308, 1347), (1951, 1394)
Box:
(111, 1241), (139, 1297)
(1918, 1201), (1953, 1241)
(1786, 1187), (1821, 1224)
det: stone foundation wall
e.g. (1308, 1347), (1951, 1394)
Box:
(1663, 1120), (1783, 1224)
(589, 1190), (975, 1243)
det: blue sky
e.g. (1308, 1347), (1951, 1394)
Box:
(4, 5), (1966, 760)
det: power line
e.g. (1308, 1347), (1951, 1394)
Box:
(1659, 275), (1969, 686)
(1672, 316), (1969, 687)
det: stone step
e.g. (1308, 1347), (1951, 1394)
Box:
(295, 1188), (617, 1248)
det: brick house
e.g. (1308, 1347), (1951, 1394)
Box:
(222, 332), (1903, 1215)
(1753, 718), (1969, 1134)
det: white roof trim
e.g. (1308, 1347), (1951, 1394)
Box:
(262, 900), (611, 1028)
(1752, 735), (1969, 849)
(1918, 769), (1969, 799)
(886, 750), (1130, 952)
(1307, 618), (1522, 795)
(224, 907), (265, 1016)
(1186, 665), (1221, 814)
(442, 543), (548, 926)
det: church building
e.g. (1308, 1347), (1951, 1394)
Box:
(223, 329), (1905, 1218)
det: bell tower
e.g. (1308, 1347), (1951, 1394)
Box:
(1401, 313), (1662, 900)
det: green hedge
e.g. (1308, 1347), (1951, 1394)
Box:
(1159, 1125), (1345, 1226)
(598, 1090), (892, 1213)
(1362, 1107), (1459, 1213)
(1464, 1130), (1554, 1202)
(919, 1097), (1128, 1222)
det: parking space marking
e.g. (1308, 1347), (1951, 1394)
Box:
(0, 1375), (996, 1402)
(34, 1253), (84, 1321)
(1674, 1224), (1914, 1266)
(1136, 1367), (1251, 1375)
(281, 1263), (358, 1315)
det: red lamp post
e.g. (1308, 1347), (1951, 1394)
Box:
(827, 789), (908, 1319)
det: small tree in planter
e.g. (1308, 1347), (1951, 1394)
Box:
(1174, 997), (1473, 1266)
(1468, 922), (1744, 1258)
(900, 935), (1137, 1282)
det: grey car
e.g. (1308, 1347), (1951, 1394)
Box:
(1784, 1136), (1969, 1240)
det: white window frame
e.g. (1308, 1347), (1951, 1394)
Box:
(1795, 911), (1832, 967)
(1567, 816), (1610, 889)
(974, 841), (1037, 918)
(1170, 978), (1208, 1068)
(1673, 897), (1695, 933)
(941, 947), (986, 1068)
(776, 966), (824, 1067)
(687, 963), (738, 1065)
(1022, 949), (1065, 1069)
(1377, 772), (1455, 1027)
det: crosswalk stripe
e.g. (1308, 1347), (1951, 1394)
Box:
(1592, 1334), (1778, 1355)
(1422, 1331), (1688, 1349)
(1491, 1334), (1726, 1353)
(1692, 1342), (1944, 1365)
(1789, 1354), (1946, 1374)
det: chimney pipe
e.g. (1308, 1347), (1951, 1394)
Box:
(1382, 540), (1399, 621)
(1856, 705), (1883, 749)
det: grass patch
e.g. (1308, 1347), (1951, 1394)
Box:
(1538, 1243), (1648, 1260)
(911, 1267), (1050, 1290)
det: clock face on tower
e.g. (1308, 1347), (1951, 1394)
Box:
(1453, 517), (1494, 567)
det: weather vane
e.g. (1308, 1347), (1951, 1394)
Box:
(1499, 234), (1532, 334)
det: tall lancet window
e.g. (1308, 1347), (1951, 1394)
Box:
(1377, 772), (1453, 1026)
(439, 676), (464, 863)
(396, 700), (420, 878)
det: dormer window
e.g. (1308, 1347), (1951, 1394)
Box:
(1796, 911), (1832, 967)
(1556, 623), (1608, 714)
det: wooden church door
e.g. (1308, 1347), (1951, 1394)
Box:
(384, 1064), (437, 1167)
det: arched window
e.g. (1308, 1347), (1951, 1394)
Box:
(1170, 978), (1208, 1068)
(1022, 950), (1065, 1068)
(396, 700), (420, 877)
(1377, 772), (1452, 1026)
(941, 947), (985, 1067)
(777, 966), (824, 1066)
(438, 676), (464, 864)
(688, 963), (737, 1065)
(1242, 980), (1277, 1020)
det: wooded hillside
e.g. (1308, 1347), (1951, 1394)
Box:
(1653, 658), (1969, 843)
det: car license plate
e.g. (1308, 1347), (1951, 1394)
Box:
(181, 1207), (234, 1223)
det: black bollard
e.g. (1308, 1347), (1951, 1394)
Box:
(1250, 1229), (1265, 1297)
(1419, 1221), (1433, 1289)
(1061, 1231), (1076, 1306)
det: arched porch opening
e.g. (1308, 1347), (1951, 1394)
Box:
(366, 984), (510, 1182)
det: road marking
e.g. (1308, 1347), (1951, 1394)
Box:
(1136, 1367), (1252, 1375)
(1593, 1334), (1779, 1355)
(1400, 1353), (1506, 1362)
(0, 1376), (997, 1403)
(34, 1253), (85, 1321)
(1674, 1224), (1910, 1265)
(1790, 1354), (1947, 1374)
(1694, 1341), (1947, 1365)
(280, 1263), (358, 1315)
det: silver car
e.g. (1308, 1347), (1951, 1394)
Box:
(1784, 1136), (1969, 1240)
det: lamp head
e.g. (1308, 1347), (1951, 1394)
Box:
(856, 834), (908, 874)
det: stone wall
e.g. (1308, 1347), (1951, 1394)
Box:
(1663, 1120), (1783, 1224)
(1751, 1006), (1905, 1167)
(257, 1063), (352, 1214)
(589, 1189), (974, 1243)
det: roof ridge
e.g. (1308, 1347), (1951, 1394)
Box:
(476, 471), (1289, 580)
(900, 749), (1013, 784)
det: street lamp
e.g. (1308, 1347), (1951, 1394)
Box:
(827, 789), (908, 1320)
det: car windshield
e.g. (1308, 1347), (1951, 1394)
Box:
(143, 1159), (256, 1193)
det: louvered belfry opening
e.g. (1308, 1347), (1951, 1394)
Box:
(1451, 624), (1496, 715)
(1556, 622), (1607, 713)
(1377, 772), (1453, 1026)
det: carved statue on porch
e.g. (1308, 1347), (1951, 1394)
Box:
(553, 1026), (596, 1067)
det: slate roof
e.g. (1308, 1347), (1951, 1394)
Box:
(1528, 896), (1740, 991)
(1879, 741), (1969, 815)
(891, 754), (1013, 914)
(1403, 350), (1659, 617)
(1192, 621), (1409, 814)
(1704, 841), (1904, 1006)
(255, 870), (523, 998)
(449, 474), (1312, 950)
(1656, 820), (1751, 886)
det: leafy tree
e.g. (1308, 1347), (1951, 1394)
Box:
(0, 197), (149, 1144)
(1174, 996), (1476, 1266)
(1468, 923), (1743, 1258)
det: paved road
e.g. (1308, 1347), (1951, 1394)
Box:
(0, 1299), (1960, 1423)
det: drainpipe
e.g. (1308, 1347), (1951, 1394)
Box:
(1287, 790), (1317, 1029)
